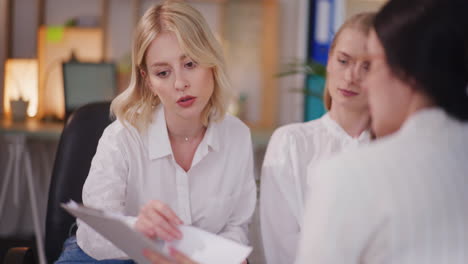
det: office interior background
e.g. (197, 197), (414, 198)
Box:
(0, 0), (386, 263)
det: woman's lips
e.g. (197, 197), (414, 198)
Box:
(338, 88), (359, 97)
(177, 96), (196, 107)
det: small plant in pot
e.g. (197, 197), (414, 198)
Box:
(276, 59), (327, 121)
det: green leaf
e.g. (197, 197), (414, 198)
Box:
(276, 59), (327, 78)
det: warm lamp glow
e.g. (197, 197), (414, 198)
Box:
(4, 59), (39, 117)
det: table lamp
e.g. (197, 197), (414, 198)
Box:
(3, 59), (38, 121)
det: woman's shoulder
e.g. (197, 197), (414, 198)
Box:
(101, 119), (140, 142)
(211, 115), (252, 155)
(271, 117), (326, 144)
(217, 114), (251, 137)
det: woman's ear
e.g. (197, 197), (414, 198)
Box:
(140, 68), (147, 79)
(140, 69), (151, 88)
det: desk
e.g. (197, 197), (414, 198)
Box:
(0, 118), (63, 264)
(0, 118), (63, 139)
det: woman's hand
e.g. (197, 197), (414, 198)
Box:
(143, 248), (199, 264)
(143, 248), (247, 264)
(135, 200), (183, 241)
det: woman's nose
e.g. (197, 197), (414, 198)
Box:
(345, 64), (363, 83)
(344, 65), (356, 82)
(174, 74), (190, 91)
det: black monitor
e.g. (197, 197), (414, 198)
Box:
(62, 61), (117, 119)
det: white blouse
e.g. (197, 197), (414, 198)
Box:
(260, 113), (371, 264)
(297, 108), (468, 264)
(76, 106), (257, 260)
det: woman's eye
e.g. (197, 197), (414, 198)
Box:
(185, 61), (197, 69)
(156, 71), (170, 78)
(362, 62), (371, 72)
(338, 58), (348, 65)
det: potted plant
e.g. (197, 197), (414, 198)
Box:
(276, 59), (327, 121)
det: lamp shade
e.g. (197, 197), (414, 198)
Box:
(4, 59), (38, 117)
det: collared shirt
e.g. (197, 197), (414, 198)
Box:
(76, 106), (256, 260)
(260, 113), (371, 264)
(297, 108), (468, 264)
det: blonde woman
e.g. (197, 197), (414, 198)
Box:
(55, 1), (255, 263)
(260, 12), (375, 264)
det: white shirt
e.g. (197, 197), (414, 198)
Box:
(76, 106), (257, 260)
(297, 108), (468, 264)
(260, 113), (371, 264)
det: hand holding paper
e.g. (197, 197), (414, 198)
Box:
(143, 247), (198, 264)
(62, 201), (252, 264)
(135, 200), (183, 241)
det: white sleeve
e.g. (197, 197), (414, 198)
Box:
(260, 130), (302, 264)
(76, 123), (137, 260)
(295, 159), (384, 264)
(218, 132), (257, 245)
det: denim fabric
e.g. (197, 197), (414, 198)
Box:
(55, 236), (135, 264)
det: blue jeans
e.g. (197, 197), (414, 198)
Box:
(55, 236), (136, 264)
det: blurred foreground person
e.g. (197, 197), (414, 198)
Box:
(297, 0), (468, 263)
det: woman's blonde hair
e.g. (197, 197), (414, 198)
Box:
(323, 12), (376, 110)
(111, 0), (231, 132)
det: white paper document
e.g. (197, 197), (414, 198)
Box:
(61, 201), (252, 264)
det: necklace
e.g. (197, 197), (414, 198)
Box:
(169, 127), (206, 143)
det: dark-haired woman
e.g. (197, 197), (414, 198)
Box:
(296, 0), (468, 263)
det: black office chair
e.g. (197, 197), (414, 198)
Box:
(4, 102), (113, 264)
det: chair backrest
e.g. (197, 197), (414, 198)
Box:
(44, 102), (113, 263)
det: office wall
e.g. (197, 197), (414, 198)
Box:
(107, 0), (134, 62)
(11, 0), (39, 58)
(0, 0), (8, 115)
(277, 0), (309, 125)
(224, 1), (263, 123)
(45, 0), (101, 26)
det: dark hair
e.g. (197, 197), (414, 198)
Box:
(374, 0), (468, 121)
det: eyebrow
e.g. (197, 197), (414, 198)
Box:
(361, 54), (385, 61)
(337, 51), (351, 58)
(337, 51), (374, 62)
(150, 54), (188, 68)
